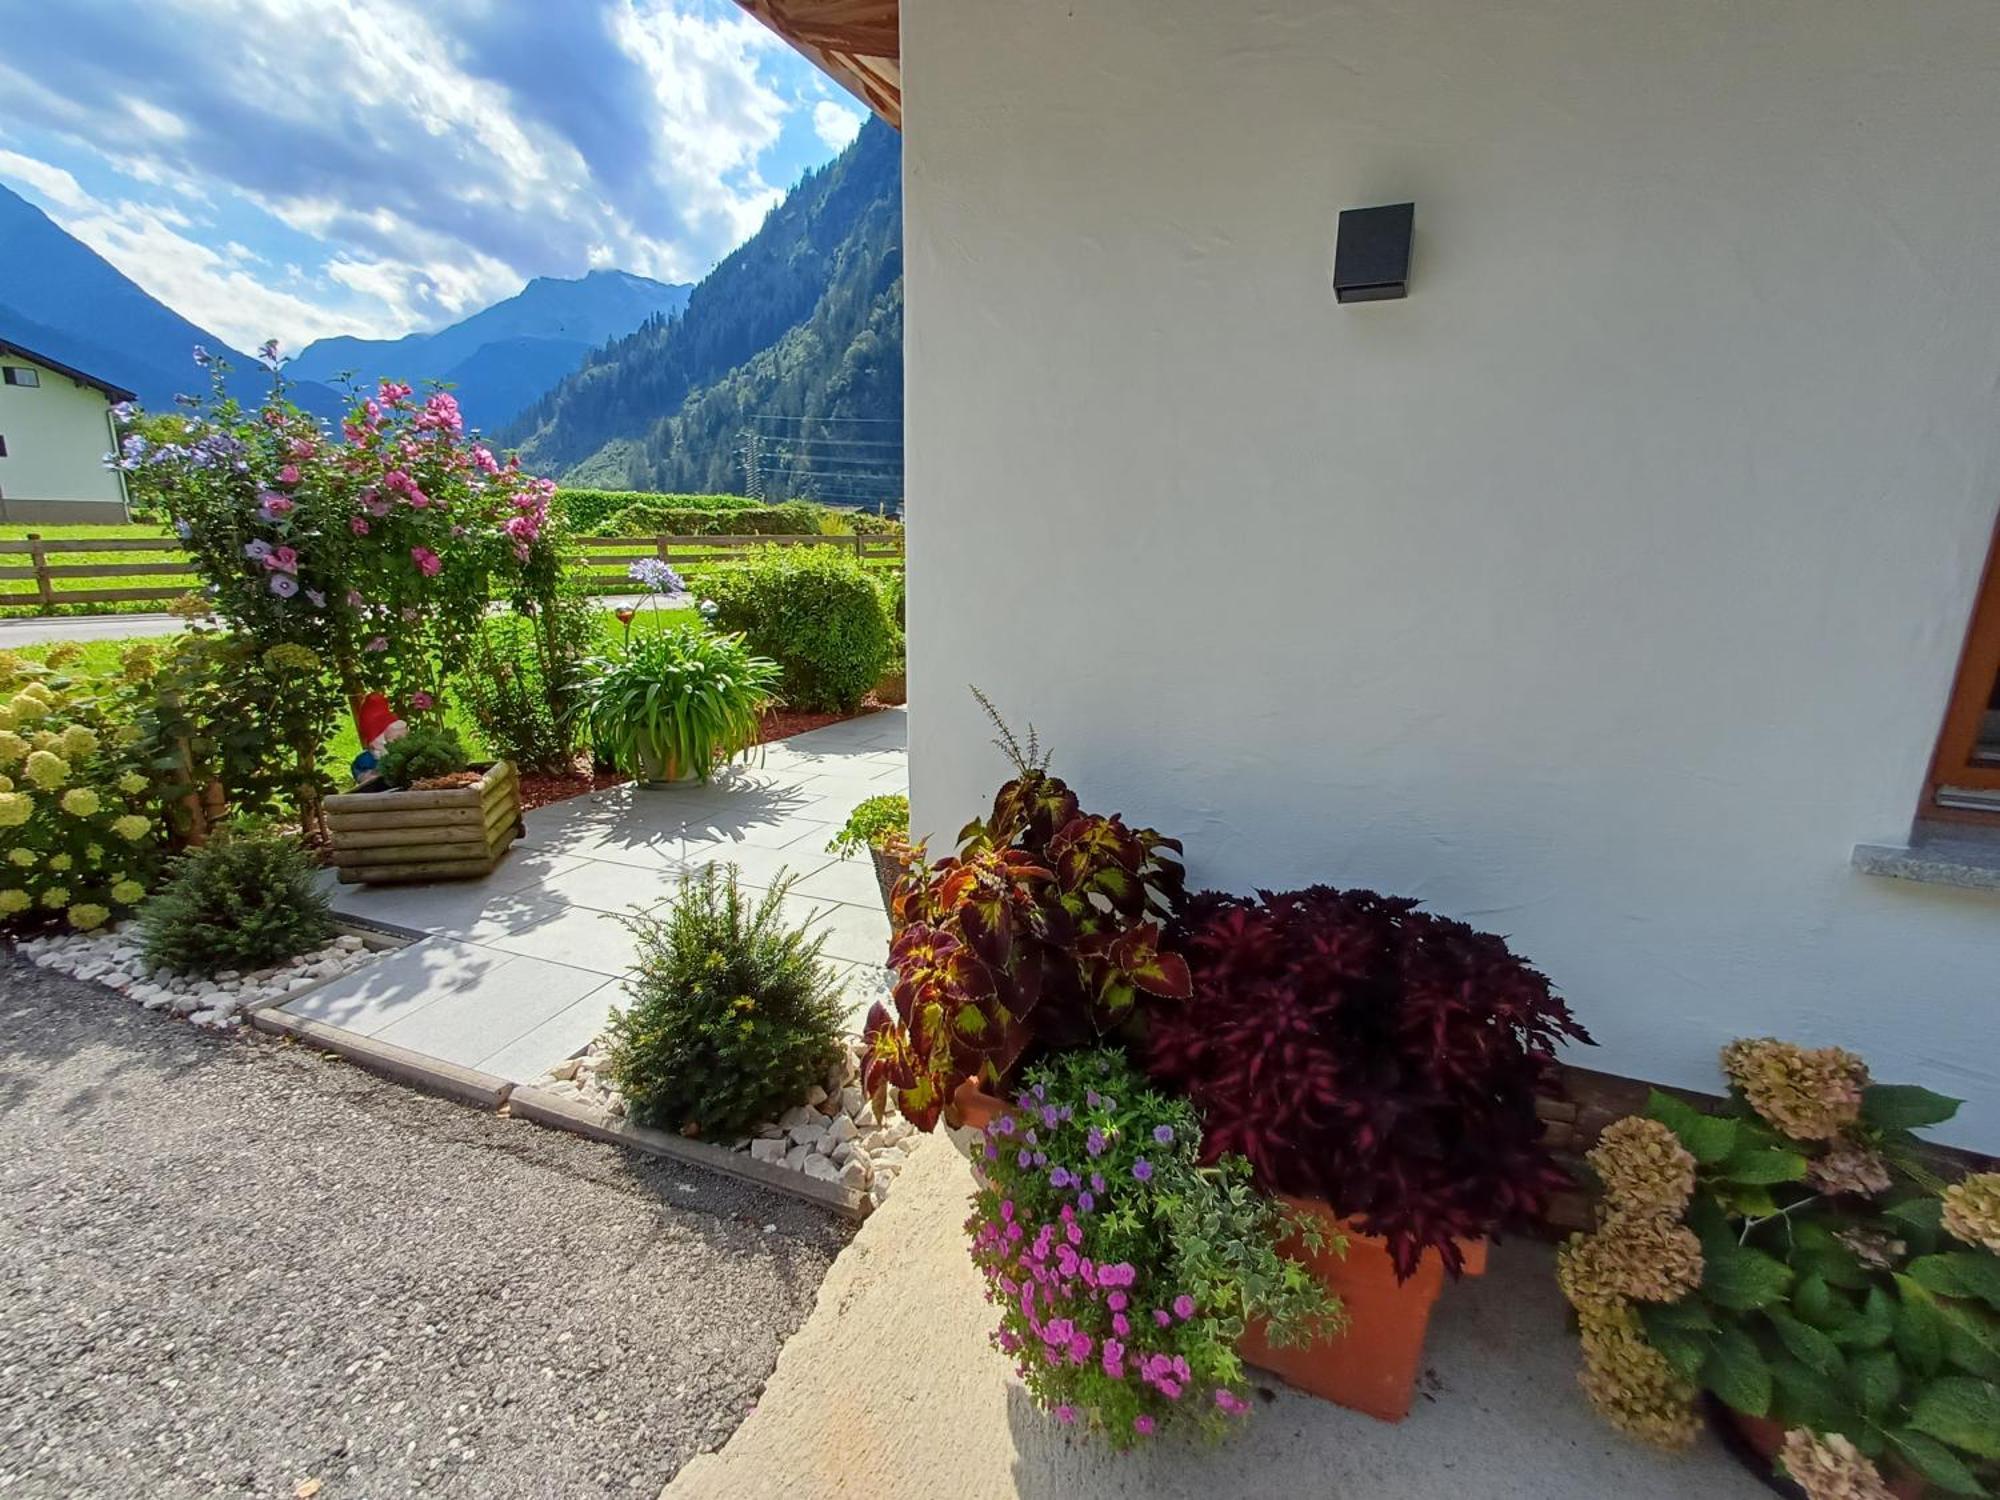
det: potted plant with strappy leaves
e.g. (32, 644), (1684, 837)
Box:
(861, 693), (1191, 1131)
(1558, 1037), (2000, 1500)
(579, 624), (779, 787)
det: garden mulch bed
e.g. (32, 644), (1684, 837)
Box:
(515, 703), (889, 812)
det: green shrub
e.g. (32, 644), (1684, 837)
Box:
(377, 724), (471, 788)
(139, 820), (335, 974)
(878, 570), (905, 632)
(457, 595), (596, 773)
(826, 794), (908, 856)
(555, 489), (759, 534)
(703, 546), (894, 712)
(603, 865), (847, 1140)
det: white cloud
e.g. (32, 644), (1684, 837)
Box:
(813, 100), (865, 152)
(0, 1), (839, 347)
(0, 149), (91, 212)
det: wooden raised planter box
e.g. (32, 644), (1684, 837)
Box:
(325, 761), (523, 885)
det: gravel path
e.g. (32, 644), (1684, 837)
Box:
(0, 956), (850, 1499)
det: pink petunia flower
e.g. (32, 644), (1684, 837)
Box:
(1133, 1415), (1154, 1437)
(1173, 1294), (1196, 1321)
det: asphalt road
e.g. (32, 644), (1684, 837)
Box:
(0, 957), (849, 1498)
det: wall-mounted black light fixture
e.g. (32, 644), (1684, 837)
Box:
(1333, 202), (1414, 303)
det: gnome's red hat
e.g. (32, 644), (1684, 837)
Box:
(356, 692), (398, 748)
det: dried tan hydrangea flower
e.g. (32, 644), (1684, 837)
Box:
(1941, 1173), (2000, 1254)
(1577, 1304), (1700, 1449)
(1558, 1212), (1704, 1307)
(1589, 1117), (1697, 1216)
(1833, 1227), (1906, 1272)
(1809, 1142), (1893, 1198)
(1778, 1429), (1896, 1500)
(1720, 1038), (1866, 1142)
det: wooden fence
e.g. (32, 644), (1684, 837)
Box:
(0, 530), (903, 611)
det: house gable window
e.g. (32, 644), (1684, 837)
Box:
(0, 366), (40, 387)
(1926, 517), (2000, 818)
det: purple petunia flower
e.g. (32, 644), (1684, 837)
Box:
(1049, 1167), (1071, 1189)
(1085, 1128), (1106, 1157)
(1133, 1415), (1154, 1436)
(1132, 1159), (1153, 1182)
(1153, 1124), (1175, 1145)
(1091, 1172), (1106, 1193)
(1016, 1149), (1032, 1169)
(1077, 1191), (1094, 1213)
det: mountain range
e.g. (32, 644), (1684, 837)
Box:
(0, 183), (343, 417)
(0, 118), (903, 502)
(503, 118), (903, 506)
(287, 269), (690, 430)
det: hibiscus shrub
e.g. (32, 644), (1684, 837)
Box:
(967, 1049), (1340, 1450)
(120, 349), (563, 739)
(0, 652), (162, 931)
(1146, 886), (1593, 1278)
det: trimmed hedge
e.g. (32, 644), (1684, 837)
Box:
(556, 489), (761, 534)
(703, 545), (895, 712)
(605, 499), (826, 537)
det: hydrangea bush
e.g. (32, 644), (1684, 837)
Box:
(966, 1049), (1340, 1450)
(0, 652), (160, 929)
(1558, 1038), (2000, 1500)
(120, 349), (564, 726)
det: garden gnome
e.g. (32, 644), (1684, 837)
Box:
(349, 692), (408, 792)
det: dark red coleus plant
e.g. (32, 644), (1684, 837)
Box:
(862, 766), (1191, 1132)
(1146, 886), (1593, 1280)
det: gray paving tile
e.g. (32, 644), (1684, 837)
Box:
(279, 937), (516, 1036)
(480, 903), (644, 977)
(778, 892), (893, 967)
(829, 958), (894, 1031)
(788, 852), (888, 908)
(474, 981), (627, 1082)
(525, 856), (684, 916)
(679, 839), (835, 892)
(370, 955), (611, 1069)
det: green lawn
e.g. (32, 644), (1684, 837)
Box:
(5, 601), (700, 777)
(0, 522), (195, 618)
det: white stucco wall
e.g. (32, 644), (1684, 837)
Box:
(901, 0), (2000, 1148)
(0, 355), (127, 513)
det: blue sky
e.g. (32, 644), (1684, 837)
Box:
(0, 0), (865, 352)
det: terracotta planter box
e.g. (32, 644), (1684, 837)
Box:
(325, 761), (523, 885)
(1239, 1194), (1486, 1422)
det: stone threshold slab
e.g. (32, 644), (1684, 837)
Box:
(249, 1004), (513, 1109)
(509, 1084), (870, 1222)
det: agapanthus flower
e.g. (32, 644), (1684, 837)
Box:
(1941, 1172), (2000, 1254)
(627, 558), (685, 594)
(1777, 1429), (1896, 1500)
(1720, 1038), (1866, 1141)
(1588, 1117), (1697, 1216)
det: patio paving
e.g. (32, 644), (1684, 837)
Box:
(290, 709), (905, 1085)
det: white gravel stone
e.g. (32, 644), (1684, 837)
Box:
(749, 1138), (788, 1165)
(801, 1155), (840, 1185)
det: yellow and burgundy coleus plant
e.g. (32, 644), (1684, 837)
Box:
(862, 770), (1192, 1132)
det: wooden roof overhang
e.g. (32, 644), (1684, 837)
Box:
(735, 0), (901, 129)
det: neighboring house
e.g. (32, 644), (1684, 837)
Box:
(744, 1), (2000, 1153)
(0, 338), (133, 523)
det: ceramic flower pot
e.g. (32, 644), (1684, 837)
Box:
(1237, 1193), (1487, 1423)
(1719, 1408), (1929, 1500)
(634, 738), (697, 787)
